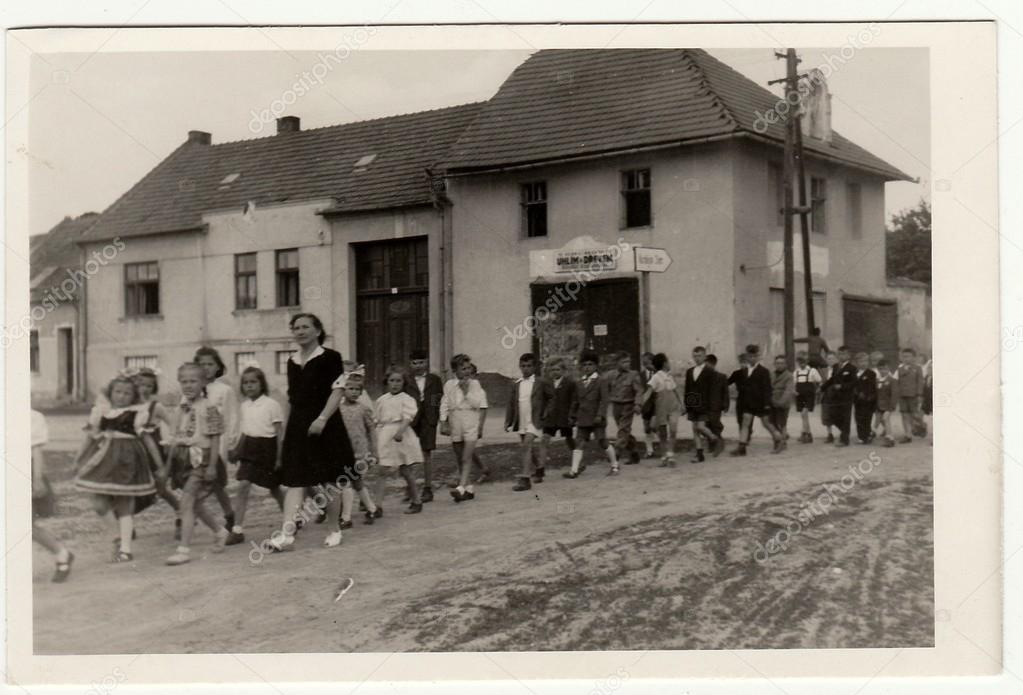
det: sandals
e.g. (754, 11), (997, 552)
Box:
(52, 552), (74, 583)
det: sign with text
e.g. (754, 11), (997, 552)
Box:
(634, 247), (672, 273)
(555, 248), (619, 273)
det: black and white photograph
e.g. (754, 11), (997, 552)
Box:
(2, 9), (1009, 689)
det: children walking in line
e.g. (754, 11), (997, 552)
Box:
(74, 376), (157, 563)
(132, 368), (181, 539)
(608, 351), (645, 465)
(793, 352), (822, 443)
(770, 355), (795, 443)
(405, 349), (443, 503)
(225, 366), (285, 546)
(730, 346), (785, 456)
(376, 369), (425, 513)
(873, 358), (897, 447)
(853, 352), (879, 444)
(539, 357), (577, 473)
(565, 350), (618, 478)
(193, 347), (238, 533)
(164, 363), (230, 565)
(33, 409), (74, 582)
(440, 354), (488, 502)
(684, 346), (723, 462)
(505, 353), (553, 491)
(641, 353), (682, 468)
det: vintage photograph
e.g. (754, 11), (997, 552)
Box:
(18, 33), (937, 656)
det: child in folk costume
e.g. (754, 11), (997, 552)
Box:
(74, 376), (156, 563)
(193, 347), (238, 533)
(132, 368), (182, 539)
(641, 352), (683, 468)
(565, 350), (618, 478)
(505, 352), (553, 492)
(224, 366), (285, 546)
(769, 355), (795, 443)
(873, 359), (897, 447)
(33, 410), (74, 582)
(539, 357), (577, 473)
(638, 352), (657, 458)
(440, 354), (489, 502)
(793, 351), (822, 443)
(376, 369), (426, 514)
(164, 363), (230, 565)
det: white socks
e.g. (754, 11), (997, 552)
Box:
(357, 487), (377, 513)
(605, 445), (618, 468)
(570, 449), (583, 474)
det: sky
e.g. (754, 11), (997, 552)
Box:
(25, 46), (928, 238)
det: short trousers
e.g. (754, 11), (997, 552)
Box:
(686, 411), (708, 422)
(448, 410), (481, 443)
(795, 392), (816, 412)
(898, 396), (920, 413)
(413, 419), (438, 451)
(543, 426), (573, 438)
(575, 425), (607, 443)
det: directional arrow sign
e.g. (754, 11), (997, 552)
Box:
(633, 246), (672, 273)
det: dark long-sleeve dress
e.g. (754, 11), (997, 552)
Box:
(280, 347), (356, 487)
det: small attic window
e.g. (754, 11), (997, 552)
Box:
(220, 173), (241, 185)
(353, 154), (377, 171)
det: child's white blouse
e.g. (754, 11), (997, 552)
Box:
(375, 392), (418, 426)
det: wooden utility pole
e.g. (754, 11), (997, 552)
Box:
(794, 118), (815, 336)
(776, 48), (798, 369)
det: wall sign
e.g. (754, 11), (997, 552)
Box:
(555, 249), (618, 273)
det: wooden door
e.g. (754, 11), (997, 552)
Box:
(843, 296), (898, 364)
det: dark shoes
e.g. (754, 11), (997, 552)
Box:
(225, 531), (245, 546)
(771, 440), (786, 454)
(405, 502), (423, 514)
(421, 487), (434, 503)
(364, 507), (383, 524)
(450, 489), (476, 502)
(513, 477), (532, 492)
(730, 446), (747, 457)
(339, 520), (353, 530)
(531, 468), (545, 483)
(562, 470), (580, 479)
(825, 433), (835, 443)
(690, 451), (705, 463)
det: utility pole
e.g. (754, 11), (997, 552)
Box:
(794, 118), (815, 336)
(774, 48), (799, 369)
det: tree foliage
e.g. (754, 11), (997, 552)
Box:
(886, 199), (931, 285)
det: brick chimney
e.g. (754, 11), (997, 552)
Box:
(277, 116), (301, 134)
(187, 130), (212, 145)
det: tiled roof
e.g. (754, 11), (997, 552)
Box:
(80, 103), (484, 242)
(443, 49), (912, 181)
(30, 212), (99, 301)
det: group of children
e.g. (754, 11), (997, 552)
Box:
(31, 333), (932, 578)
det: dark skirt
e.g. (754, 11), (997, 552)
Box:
(75, 437), (156, 498)
(236, 436), (281, 489)
(280, 407), (354, 487)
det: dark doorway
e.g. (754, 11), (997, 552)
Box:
(842, 296), (898, 364)
(530, 278), (641, 374)
(57, 327), (74, 397)
(355, 238), (429, 393)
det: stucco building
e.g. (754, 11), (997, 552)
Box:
(75, 49), (913, 399)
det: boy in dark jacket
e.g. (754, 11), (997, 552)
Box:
(852, 352), (879, 444)
(704, 354), (730, 442)
(405, 349), (444, 502)
(565, 350), (617, 478)
(505, 353), (554, 491)
(823, 346), (858, 447)
(730, 345), (784, 456)
(539, 357), (577, 475)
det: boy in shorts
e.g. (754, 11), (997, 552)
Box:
(564, 350), (617, 478)
(440, 353), (488, 501)
(793, 351), (822, 443)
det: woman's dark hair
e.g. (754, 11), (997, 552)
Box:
(193, 346), (227, 378)
(450, 353), (472, 372)
(240, 366), (269, 397)
(290, 312), (326, 345)
(652, 352), (669, 371)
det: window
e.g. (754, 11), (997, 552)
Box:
(235, 253), (258, 310)
(846, 183), (863, 239)
(125, 355), (157, 370)
(275, 350), (296, 374)
(275, 249), (300, 307)
(30, 330), (40, 372)
(768, 162), (784, 227)
(520, 181), (548, 238)
(810, 177), (827, 235)
(124, 261), (160, 316)
(621, 169), (652, 228)
(235, 351), (257, 373)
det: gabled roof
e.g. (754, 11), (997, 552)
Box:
(80, 103), (484, 243)
(442, 49), (912, 181)
(30, 212), (99, 301)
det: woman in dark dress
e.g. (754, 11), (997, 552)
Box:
(272, 313), (355, 551)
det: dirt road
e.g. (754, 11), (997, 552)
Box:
(32, 434), (933, 653)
